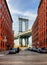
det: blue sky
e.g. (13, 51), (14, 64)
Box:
(6, 0), (40, 34)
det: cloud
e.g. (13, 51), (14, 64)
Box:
(6, 0), (11, 10)
(6, 0), (37, 33)
(9, 5), (37, 31)
(6, 0), (10, 3)
(6, 0), (37, 22)
(11, 9), (37, 18)
(9, 8), (37, 20)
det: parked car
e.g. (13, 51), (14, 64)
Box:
(37, 48), (47, 53)
(36, 48), (40, 53)
(32, 48), (38, 52)
(8, 47), (20, 54)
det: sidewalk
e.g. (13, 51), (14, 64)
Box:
(0, 51), (9, 55)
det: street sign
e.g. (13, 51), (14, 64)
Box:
(3, 36), (7, 42)
(3, 39), (7, 42)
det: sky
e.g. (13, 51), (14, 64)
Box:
(6, 0), (40, 46)
(6, 0), (40, 34)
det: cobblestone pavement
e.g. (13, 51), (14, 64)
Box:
(0, 50), (47, 65)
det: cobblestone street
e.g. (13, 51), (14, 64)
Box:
(0, 51), (47, 65)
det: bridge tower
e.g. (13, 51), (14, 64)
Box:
(18, 18), (29, 47)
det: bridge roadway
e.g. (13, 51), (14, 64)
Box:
(0, 50), (47, 65)
(14, 29), (32, 39)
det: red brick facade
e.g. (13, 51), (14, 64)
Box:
(32, 17), (38, 48)
(32, 0), (47, 48)
(0, 0), (14, 51)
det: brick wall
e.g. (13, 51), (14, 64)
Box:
(32, 0), (47, 48)
(0, 0), (14, 51)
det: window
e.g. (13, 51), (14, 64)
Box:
(46, 12), (47, 16)
(43, 25), (45, 29)
(1, 42), (2, 47)
(2, 16), (4, 19)
(0, 4), (2, 9)
(46, 38), (47, 42)
(0, 13), (2, 18)
(46, 21), (47, 26)
(46, 7), (47, 9)
(1, 33), (2, 36)
(3, 43), (4, 47)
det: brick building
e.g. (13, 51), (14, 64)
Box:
(32, 0), (47, 48)
(0, 0), (14, 51)
(32, 17), (38, 48)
